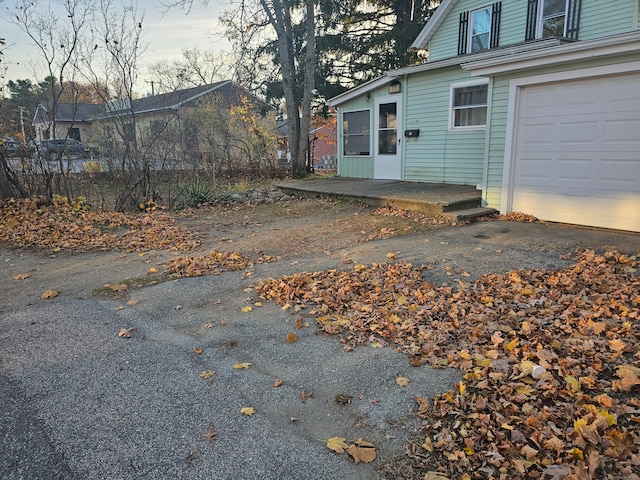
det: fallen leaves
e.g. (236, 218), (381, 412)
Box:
(396, 376), (410, 387)
(240, 406), (255, 416)
(164, 250), (253, 278)
(199, 370), (215, 379)
(258, 249), (640, 478)
(0, 197), (200, 252)
(233, 362), (251, 369)
(13, 273), (30, 280)
(41, 289), (59, 299)
(347, 438), (377, 464)
(327, 436), (376, 464)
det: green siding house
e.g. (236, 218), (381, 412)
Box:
(327, 0), (640, 232)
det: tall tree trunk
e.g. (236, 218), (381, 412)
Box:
(296, 0), (316, 176)
(261, 0), (315, 178)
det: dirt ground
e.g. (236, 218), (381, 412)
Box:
(0, 197), (455, 310)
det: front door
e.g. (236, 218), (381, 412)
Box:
(374, 96), (402, 180)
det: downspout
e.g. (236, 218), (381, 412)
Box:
(401, 74), (408, 181)
(480, 77), (494, 207)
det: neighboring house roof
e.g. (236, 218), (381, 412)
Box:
(104, 80), (245, 116)
(32, 103), (104, 125)
(411, 0), (458, 50)
(34, 81), (270, 124)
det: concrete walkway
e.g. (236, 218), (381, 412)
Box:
(278, 177), (494, 218)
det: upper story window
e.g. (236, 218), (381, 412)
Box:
(458, 2), (502, 55)
(469, 6), (492, 52)
(539, 0), (567, 38)
(525, 0), (582, 41)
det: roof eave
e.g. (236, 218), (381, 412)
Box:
(410, 0), (458, 50)
(326, 75), (400, 107)
(462, 31), (640, 75)
(391, 38), (562, 76)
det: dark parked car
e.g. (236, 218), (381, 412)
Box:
(38, 138), (99, 160)
(1, 137), (30, 157)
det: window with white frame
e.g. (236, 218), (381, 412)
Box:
(342, 110), (371, 156)
(525, 0), (580, 41)
(469, 6), (493, 53)
(458, 2), (501, 55)
(450, 81), (488, 129)
(539, 0), (567, 38)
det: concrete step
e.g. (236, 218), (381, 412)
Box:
(444, 207), (498, 221)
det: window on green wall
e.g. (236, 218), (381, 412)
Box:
(539, 0), (567, 38)
(450, 81), (488, 129)
(343, 110), (370, 156)
(469, 6), (493, 53)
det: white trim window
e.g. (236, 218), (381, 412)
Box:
(342, 109), (371, 156)
(458, 2), (501, 55)
(525, 0), (580, 41)
(450, 80), (489, 129)
(469, 6), (493, 53)
(538, 0), (568, 38)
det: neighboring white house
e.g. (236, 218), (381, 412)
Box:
(328, 0), (640, 232)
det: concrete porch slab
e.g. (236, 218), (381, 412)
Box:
(278, 177), (492, 216)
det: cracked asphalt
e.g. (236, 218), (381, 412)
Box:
(1, 206), (638, 479)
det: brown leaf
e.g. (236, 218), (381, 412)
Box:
(346, 438), (376, 464)
(273, 378), (283, 388)
(414, 396), (429, 418)
(117, 328), (132, 338)
(520, 445), (538, 459)
(326, 436), (348, 454)
(588, 449), (601, 477)
(240, 406), (255, 416)
(423, 472), (450, 479)
(542, 464), (570, 480)
(286, 332), (297, 343)
(197, 424), (218, 443)
(13, 273), (30, 280)
(41, 289), (59, 299)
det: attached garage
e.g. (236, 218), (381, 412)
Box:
(504, 70), (640, 232)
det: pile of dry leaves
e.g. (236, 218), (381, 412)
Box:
(0, 197), (200, 252)
(257, 249), (640, 479)
(164, 250), (276, 277)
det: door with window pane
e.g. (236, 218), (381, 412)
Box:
(374, 97), (402, 180)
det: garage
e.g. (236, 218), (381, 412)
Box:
(510, 72), (640, 232)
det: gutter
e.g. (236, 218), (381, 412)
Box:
(461, 31), (640, 75)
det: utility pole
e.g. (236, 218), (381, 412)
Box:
(145, 80), (156, 96)
(18, 106), (26, 140)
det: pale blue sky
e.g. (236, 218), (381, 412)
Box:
(1, 0), (230, 92)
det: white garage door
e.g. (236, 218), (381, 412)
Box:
(511, 72), (640, 232)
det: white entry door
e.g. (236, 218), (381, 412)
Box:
(374, 96), (402, 180)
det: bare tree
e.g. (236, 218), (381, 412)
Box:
(162, 0), (316, 178)
(76, 0), (155, 211)
(147, 47), (235, 92)
(11, 0), (95, 200)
